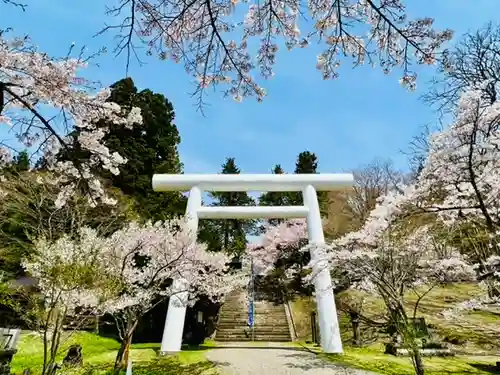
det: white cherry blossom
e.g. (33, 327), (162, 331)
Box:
(0, 32), (143, 207)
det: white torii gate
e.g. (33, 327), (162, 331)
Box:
(152, 173), (354, 354)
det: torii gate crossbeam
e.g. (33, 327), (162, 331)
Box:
(152, 173), (354, 354)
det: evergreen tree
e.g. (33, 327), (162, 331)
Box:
(289, 151), (320, 205)
(258, 164), (292, 227)
(13, 151), (29, 172)
(256, 152), (327, 300)
(198, 158), (256, 258)
(3, 150), (30, 175)
(295, 151), (318, 174)
(55, 77), (186, 221)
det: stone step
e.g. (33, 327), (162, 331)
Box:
(215, 338), (291, 342)
(222, 309), (286, 314)
(222, 306), (285, 310)
(217, 327), (289, 332)
(215, 331), (290, 339)
(217, 293), (290, 341)
(217, 319), (289, 325)
(218, 317), (288, 323)
(223, 306), (285, 311)
(215, 335), (291, 342)
(220, 314), (286, 319)
(217, 325), (290, 331)
(216, 329), (290, 335)
(216, 334), (290, 339)
(217, 321), (288, 327)
(223, 309), (284, 313)
(219, 311), (287, 316)
(220, 311), (286, 316)
(218, 317), (288, 324)
(219, 313), (286, 319)
(221, 306), (285, 314)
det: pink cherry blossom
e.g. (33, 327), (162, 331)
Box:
(247, 219), (307, 275)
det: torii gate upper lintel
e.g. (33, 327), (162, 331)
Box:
(152, 173), (354, 355)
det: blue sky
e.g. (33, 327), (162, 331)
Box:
(2, 0), (498, 178)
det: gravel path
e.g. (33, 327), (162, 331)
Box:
(205, 345), (378, 375)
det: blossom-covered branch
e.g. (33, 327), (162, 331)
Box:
(416, 82), (500, 229)
(0, 31), (143, 207)
(247, 219), (307, 275)
(101, 0), (453, 105)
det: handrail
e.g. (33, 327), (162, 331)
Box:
(280, 290), (298, 341)
(285, 300), (299, 342)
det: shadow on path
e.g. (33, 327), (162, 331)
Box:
(282, 352), (374, 374)
(206, 347), (379, 374)
(469, 363), (500, 374)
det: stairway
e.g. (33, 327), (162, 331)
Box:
(215, 290), (292, 342)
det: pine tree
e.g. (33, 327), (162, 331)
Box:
(258, 164), (292, 227)
(54, 77), (186, 221)
(3, 150), (30, 175)
(295, 151), (318, 174)
(256, 152), (324, 301)
(13, 151), (29, 172)
(198, 158), (256, 258)
(289, 151), (320, 205)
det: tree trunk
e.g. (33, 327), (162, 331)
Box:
(391, 303), (424, 375)
(487, 281), (500, 299)
(223, 222), (229, 251)
(114, 334), (133, 373)
(43, 309), (64, 375)
(350, 312), (361, 346)
(410, 348), (425, 375)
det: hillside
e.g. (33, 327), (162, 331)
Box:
(290, 283), (500, 354)
(289, 283), (500, 374)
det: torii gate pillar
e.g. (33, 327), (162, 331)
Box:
(152, 173), (353, 354)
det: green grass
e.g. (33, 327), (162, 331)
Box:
(324, 345), (499, 375)
(297, 342), (500, 375)
(289, 297), (316, 342)
(10, 331), (218, 375)
(291, 283), (500, 353)
(290, 283), (500, 374)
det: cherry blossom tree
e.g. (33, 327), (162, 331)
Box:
(22, 227), (112, 375)
(98, 0), (453, 104)
(327, 188), (475, 375)
(0, 30), (143, 207)
(248, 219), (307, 275)
(417, 83), (500, 229)
(86, 219), (240, 371)
(22, 218), (243, 373)
(0, 169), (137, 280)
(250, 187), (476, 375)
(247, 219), (313, 301)
(415, 82), (500, 298)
